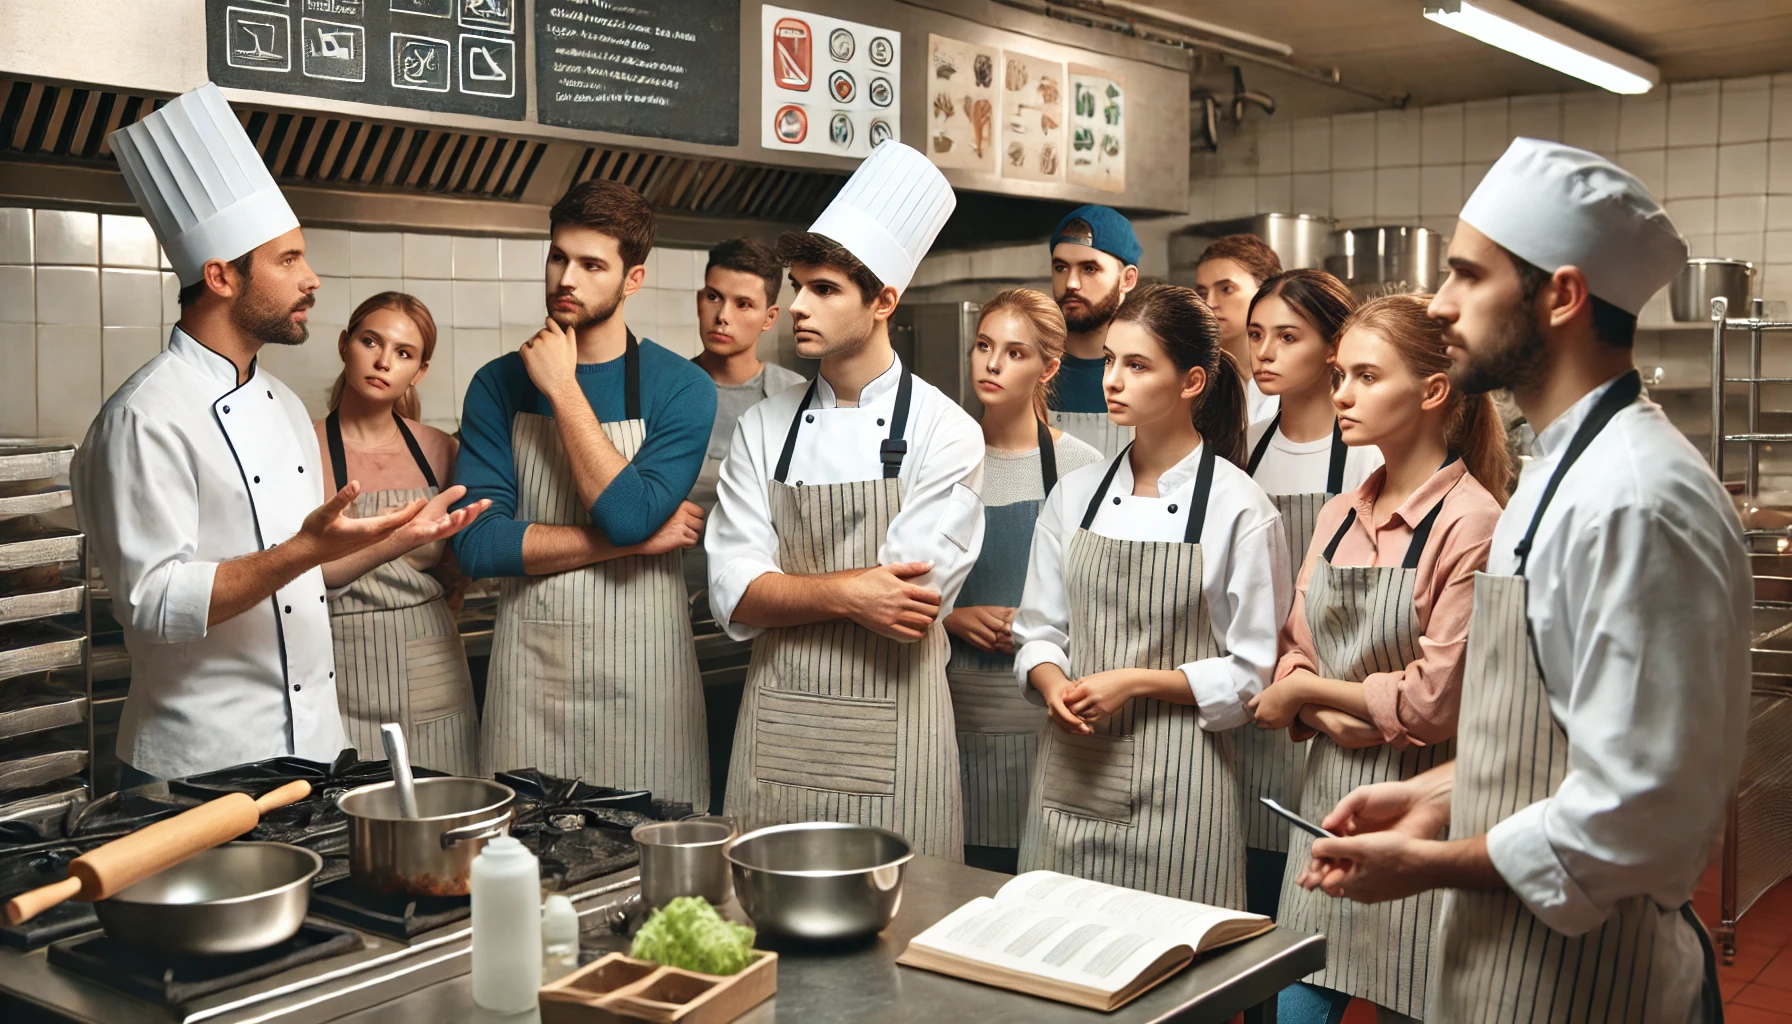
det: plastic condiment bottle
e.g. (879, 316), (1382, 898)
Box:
(541, 894), (580, 982)
(471, 836), (542, 1013)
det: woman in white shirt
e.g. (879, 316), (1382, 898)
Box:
(1013, 284), (1290, 905)
(945, 290), (1103, 875)
(1237, 269), (1382, 918)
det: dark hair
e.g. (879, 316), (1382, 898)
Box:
(327, 292), (439, 421)
(1196, 233), (1282, 285)
(176, 250), (254, 308)
(1112, 283), (1249, 465)
(706, 237), (782, 307)
(1507, 248), (1636, 348)
(775, 230), (884, 303)
(1339, 294), (1511, 503)
(549, 180), (657, 269)
(1247, 269), (1357, 344)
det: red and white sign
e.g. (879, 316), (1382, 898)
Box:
(761, 6), (900, 158)
(772, 17), (811, 91)
(773, 104), (808, 144)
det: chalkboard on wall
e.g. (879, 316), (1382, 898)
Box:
(534, 0), (739, 146)
(207, 0), (527, 121)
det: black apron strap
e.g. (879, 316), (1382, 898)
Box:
(772, 363), (913, 485)
(1402, 494), (1449, 570)
(1514, 370), (1642, 577)
(1036, 418), (1058, 496)
(1321, 508), (1357, 562)
(392, 412), (439, 490)
(324, 408), (349, 493)
(1326, 417), (1348, 495)
(1183, 443), (1217, 544)
(624, 330), (641, 422)
(1245, 411), (1279, 476)
(1079, 443), (1132, 530)
(772, 379), (821, 485)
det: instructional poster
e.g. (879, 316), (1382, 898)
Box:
(761, 4), (901, 159)
(1068, 64), (1126, 193)
(998, 49), (1066, 183)
(925, 34), (997, 174)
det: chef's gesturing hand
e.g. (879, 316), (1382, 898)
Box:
(519, 316), (580, 401)
(636, 502), (705, 556)
(1295, 772), (1457, 898)
(843, 561), (941, 642)
(299, 482), (428, 562)
(1299, 831), (1444, 904)
(394, 484), (491, 550)
(943, 605), (1014, 653)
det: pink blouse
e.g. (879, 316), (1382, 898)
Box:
(1274, 458), (1502, 746)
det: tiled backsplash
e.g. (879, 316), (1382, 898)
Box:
(0, 208), (722, 439)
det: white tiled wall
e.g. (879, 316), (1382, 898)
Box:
(0, 209), (710, 438)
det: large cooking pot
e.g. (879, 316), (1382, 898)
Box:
(1671, 258), (1753, 322)
(725, 822), (912, 941)
(337, 777), (514, 896)
(93, 841), (321, 956)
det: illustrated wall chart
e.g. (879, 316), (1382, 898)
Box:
(996, 49), (1065, 183)
(206, 0), (527, 120)
(1068, 64), (1125, 193)
(760, 4), (901, 159)
(925, 34), (997, 174)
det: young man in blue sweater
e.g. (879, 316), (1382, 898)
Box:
(453, 180), (717, 807)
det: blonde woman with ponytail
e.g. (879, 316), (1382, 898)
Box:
(1012, 284), (1291, 904)
(945, 289), (1102, 874)
(313, 292), (490, 775)
(1247, 294), (1506, 1024)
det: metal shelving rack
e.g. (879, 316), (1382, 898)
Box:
(1709, 295), (1792, 964)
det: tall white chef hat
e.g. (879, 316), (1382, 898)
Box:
(807, 140), (956, 296)
(109, 83), (298, 287)
(1459, 137), (1687, 316)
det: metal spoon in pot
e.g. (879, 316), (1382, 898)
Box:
(380, 722), (422, 819)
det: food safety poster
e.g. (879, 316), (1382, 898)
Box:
(761, 5), (901, 158)
(1068, 65), (1126, 193)
(997, 49), (1066, 183)
(926, 34), (998, 174)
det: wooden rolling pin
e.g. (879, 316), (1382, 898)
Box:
(3, 779), (312, 925)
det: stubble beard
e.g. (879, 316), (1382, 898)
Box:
(1059, 283), (1121, 334)
(234, 288), (312, 347)
(1447, 300), (1546, 396)
(553, 278), (627, 333)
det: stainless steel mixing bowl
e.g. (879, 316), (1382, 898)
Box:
(93, 841), (322, 956)
(724, 822), (913, 941)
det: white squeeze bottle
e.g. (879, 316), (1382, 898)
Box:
(471, 836), (542, 1013)
(541, 894), (580, 982)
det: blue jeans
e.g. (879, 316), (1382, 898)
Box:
(1279, 984), (1420, 1024)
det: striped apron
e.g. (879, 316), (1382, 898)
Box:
(1017, 444), (1246, 906)
(1238, 414), (1345, 856)
(481, 335), (708, 807)
(1431, 370), (1722, 1023)
(724, 368), (964, 860)
(325, 410), (479, 776)
(1049, 408), (1133, 462)
(948, 420), (1056, 852)
(1275, 489), (1452, 1018)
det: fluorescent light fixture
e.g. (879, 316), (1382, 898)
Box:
(1423, 0), (1659, 94)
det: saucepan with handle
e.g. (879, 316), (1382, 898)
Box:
(336, 777), (515, 896)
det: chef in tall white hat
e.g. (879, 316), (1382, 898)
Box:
(1293, 138), (1747, 1022)
(706, 140), (984, 859)
(72, 83), (481, 783)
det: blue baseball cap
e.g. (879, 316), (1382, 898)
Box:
(1050, 204), (1141, 268)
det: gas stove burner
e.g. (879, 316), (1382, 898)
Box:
(45, 921), (363, 1007)
(308, 878), (470, 942)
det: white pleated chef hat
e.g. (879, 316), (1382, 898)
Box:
(1459, 137), (1687, 316)
(109, 83), (299, 287)
(807, 140), (956, 296)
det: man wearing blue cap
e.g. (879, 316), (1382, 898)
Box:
(1047, 205), (1140, 459)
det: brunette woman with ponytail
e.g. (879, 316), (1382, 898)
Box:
(1247, 294), (1506, 1024)
(312, 292), (490, 775)
(1011, 284), (1290, 905)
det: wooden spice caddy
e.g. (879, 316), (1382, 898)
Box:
(538, 950), (778, 1024)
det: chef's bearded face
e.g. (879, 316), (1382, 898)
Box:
(546, 224), (643, 331)
(225, 228), (319, 347)
(1429, 222), (1547, 396)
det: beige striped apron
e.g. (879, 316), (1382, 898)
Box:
(724, 369), (963, 860)
(325, 410), (478, 776)
(1017, 444), (1246, 906)
(1276, 491), (1453, 1018)
(1431, 370), (1722, 1023)
(1238, 415), (1346, 854)
(482, 336), (708, 807)
(1050, 409), (1133, 462)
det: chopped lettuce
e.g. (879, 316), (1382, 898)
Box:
(630, 897), (757, 976)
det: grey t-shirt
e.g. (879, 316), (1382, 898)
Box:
(980, 431), (1105, 506)
(688, 361), (807, 597)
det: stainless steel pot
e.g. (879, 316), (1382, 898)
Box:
(1168, 213), (1337, 275)
(337, 777), (514, 896)
(634, 818), (734, 909)
(1671, 259), (1753, 322)
(93, 841), (321, 956)
(1325, 225), (1441, 298)
(725, 822), (912, 941)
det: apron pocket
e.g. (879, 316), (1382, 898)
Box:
(1042, 731), (1136, 825)
(520, 620), (577, 701)
(754, 687), (899, 796)
(949, 669), (1047, 734)
(406, 634), (471, 724)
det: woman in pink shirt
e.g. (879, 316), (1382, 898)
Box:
(1247, 294), (1509, 1024)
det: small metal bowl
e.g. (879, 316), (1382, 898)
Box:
(94, 841), (322, 956)
(725, 822), (913, 941)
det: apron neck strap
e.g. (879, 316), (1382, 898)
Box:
(1245, 411), (1279, 475)
(1078, 441), (1216, 544)
(324, 408), (439, 492)
(1513, 369), (1642, 577)
(772, 363), (914, 485)
(1246, 411), (1348, 495)
(624, 330), (641, 422)
(1036, 418), (1058, 496)
(1320, 453), (1459, 567)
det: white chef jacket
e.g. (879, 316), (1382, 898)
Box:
(72, 327), (346, 778)
(705, 355), (986, 642)
(1244, 416), (1385, 498)
(1012, 444), (1291, 729)
(1483, 374), (1750, 940)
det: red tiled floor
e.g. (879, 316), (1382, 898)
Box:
(1721, 1005), (1792, 1024)
(1734, 984), (1792, 1011)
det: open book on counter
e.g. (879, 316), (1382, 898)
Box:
(896, 870), (1274, 1012)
